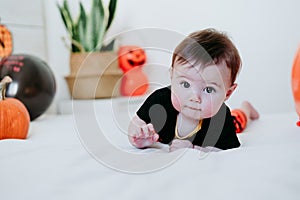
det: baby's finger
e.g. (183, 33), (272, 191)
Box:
(147, 123), (155, 133)
(140, 124), (150, 138)
(152, 133), (159, 142)
(147, 123), (158, 141)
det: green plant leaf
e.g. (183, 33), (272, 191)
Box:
(77, 2), (88, 51)
(57, 0), (83, 52)
(106, 0), (117, 31)
(57, 0), (74, 37)
(57, 0), (117, 52)
(62, 0), (76, 36)
(88, 0), (107, 51)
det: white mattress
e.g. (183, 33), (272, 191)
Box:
(1, 98), (300, 200)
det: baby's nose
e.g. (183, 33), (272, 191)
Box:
(191, 90), (202, 103)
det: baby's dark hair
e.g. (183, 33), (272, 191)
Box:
(171, 28), (241, 85)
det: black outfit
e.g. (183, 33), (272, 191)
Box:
(137, 86), (240, 150)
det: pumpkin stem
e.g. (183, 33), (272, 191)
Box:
(0, 76), (12, 100)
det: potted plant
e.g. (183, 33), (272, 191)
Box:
(57, 0), (122, 99)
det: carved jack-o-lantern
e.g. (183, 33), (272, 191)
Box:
(118, 46), (146, 72)
(0, 24), (13, 58)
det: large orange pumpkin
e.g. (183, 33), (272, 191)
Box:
(292, 46), (300, 126)
(0, 76), (30, 139)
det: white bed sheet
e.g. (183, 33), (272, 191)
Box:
(1, 99), (300, 200)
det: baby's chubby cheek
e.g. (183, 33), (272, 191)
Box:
(171, 93), (181, 111)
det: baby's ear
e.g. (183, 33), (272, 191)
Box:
(225, 83), (237, 101)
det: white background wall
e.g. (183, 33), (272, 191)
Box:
(0, 0), (47, 61)
(2, 0), (300, 115)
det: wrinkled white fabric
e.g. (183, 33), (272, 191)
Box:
(1, 110), (299, 200)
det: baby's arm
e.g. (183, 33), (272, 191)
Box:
(128, 115), (159, 149)
(169, 139), (193, 152)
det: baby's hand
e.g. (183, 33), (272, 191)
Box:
(128, 115), (159, 149)
(169, 139), (193, 152)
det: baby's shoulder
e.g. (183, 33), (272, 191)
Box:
(142, 86), (172, 107)
(149, 86), (171, 98)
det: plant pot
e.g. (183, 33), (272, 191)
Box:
(69, 51), (120, 76)
(65, 51), (123, 99)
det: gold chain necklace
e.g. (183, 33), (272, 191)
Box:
(175, 116), (203, 140)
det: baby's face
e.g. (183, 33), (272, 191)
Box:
(170, 61), (234, 121)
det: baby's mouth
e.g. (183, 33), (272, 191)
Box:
(186, 106), (201, 111)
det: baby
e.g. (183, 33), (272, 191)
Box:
(128, 28), (259, 152)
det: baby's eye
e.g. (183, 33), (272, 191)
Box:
(180, 81), (190, 88)
(204, 87), (216, 94)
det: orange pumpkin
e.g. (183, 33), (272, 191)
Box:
(118, 46), (146, 72)
(120, 67), (149, 96)
(0, 76), (30, 139)
(0, 24), (13, 58)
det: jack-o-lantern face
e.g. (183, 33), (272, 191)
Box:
(118, 46), (146, 72)
(0, 25), (13, 58)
